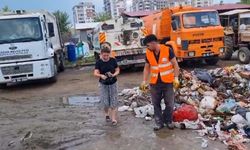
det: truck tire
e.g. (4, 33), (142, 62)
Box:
(48, 75), (57, 83)
(58, 51), (65, 72)
(238, 47), (250, 64)
(0, 83), (7, 89)
(221, 36), (234, 60)
(205, 57), (219, 65)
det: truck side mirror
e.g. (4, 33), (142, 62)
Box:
(48, 23), (55, 37)
(171, 21), (178, 31)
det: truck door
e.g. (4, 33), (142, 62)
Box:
(171, 15), (181, 47)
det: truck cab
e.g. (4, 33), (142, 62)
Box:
(0, 11), (64, 87)
(143, 6), (225, 65)
(170, 10), (225, 65)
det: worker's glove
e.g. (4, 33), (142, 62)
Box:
(140, 81), (149, 92)
(173, 77), (180, 89)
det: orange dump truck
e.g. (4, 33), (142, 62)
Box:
(142, 6), (225, 65)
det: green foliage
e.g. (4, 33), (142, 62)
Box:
(53, 10), (71, 34)
(2, 6), (11, 12)
(94, 12), (111, 22)
(241, 0), (250, 4)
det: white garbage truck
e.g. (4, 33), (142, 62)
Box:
(93, 16), (147, 68)
(0, 10), (65, 88)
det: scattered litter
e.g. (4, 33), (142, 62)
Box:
(173, 104), (198, 122)
(145, 116), (152, 121)
(20, 131), (32, 143)
(118, 105), (129, 112)
(201, 138), (208, 148)
(134, 104), (154, 118)
(7, 141), (15, 147)
(193, 69), (214, 84)
(174, 120), (200, 130)
(216, 98), (237, 113)
(200, 96), (217, 110)
(118, 64), (250, 148)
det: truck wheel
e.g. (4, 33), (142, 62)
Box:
(205, 57), (219, 65)
(221, 36), (234, 60)
(0, 83), (7, 89)
(48, 75), (57, 83)
(58, 51), (65, 72)
(238, 47), (250, 64)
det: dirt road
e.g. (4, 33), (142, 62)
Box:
(0, 60), (249, 150)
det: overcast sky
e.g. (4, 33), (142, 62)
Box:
(0, 0), (241, 23)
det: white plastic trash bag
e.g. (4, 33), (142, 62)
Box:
(134, 104), (154, 118)
(200, 96), (217, 110)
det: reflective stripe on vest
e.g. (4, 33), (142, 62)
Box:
(151, 62), (172, 70)
(160, 69), (174, 76)
(151, 73), (158, 77)
(151, 66), (159, 70)
(146, 44), (174, 84)
(159, 62), (172, 68)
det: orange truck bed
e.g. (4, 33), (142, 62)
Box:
(142, 6), (199, 40)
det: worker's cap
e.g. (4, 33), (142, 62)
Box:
(143, 34), (158, 45)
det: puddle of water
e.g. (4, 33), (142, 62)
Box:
(62, 96), (100, 106)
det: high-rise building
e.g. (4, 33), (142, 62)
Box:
(192, 0), (213, 7)
(73, 2), (96, 24)
(103, 0), (126, 19)
(132, 0), (191, 12)
(168, 0), (192, 7)
(132, 0), (156, 11)
(104, 0), (112, 17)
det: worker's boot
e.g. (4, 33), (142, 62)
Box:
(153, 123), (164, 131)
(166, 123), (175, 130)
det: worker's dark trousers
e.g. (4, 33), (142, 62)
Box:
(150, 83), (174, 126)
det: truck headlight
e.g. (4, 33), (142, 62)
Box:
(177, 37), (181, 45)
(188, 51), (195, 57)
(219, 47), (225, 53)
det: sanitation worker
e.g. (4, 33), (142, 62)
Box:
(141, 34), (180, 131)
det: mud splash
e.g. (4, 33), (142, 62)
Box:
(62, 95), (100, 106)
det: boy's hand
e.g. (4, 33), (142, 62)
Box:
(107, 72), (113, 77)
(100, 75), (107, 80)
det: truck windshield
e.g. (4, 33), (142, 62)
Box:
(0, 17), (42, 44)
(183, 11), (220, 28)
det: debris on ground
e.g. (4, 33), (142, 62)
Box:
(20, 131), (33, 143)
(201, 138), (208, 148)
(173, 104), (198, 122)
(118, 64), (250, 148)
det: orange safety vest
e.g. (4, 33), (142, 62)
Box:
(146, 44), (174, 84)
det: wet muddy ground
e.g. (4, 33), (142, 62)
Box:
(0, 59), (249, 150)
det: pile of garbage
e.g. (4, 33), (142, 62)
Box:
(118, 64), (250, 149)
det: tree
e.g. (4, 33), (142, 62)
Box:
(2, 6), (11, 12)
(94, 12), (111, 22)
(53, 10), (70, 35)
(241, 0), (250, 4)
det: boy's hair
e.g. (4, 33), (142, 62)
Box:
(143, 34), (158, 45)
(101, 47), (111, 53)
(101, 42), (111, 48)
